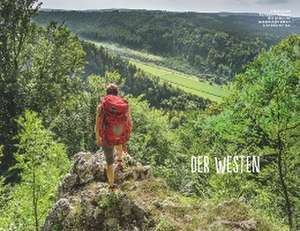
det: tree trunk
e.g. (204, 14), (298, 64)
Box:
(32, 169), (39, 231)
(277, 136), (293, 230)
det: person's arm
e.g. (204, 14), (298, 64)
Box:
(128, 108), (133, 131)
(122, 108), (132, 154)
(95, 105), (102, 146)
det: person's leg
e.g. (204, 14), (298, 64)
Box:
(106, 164), (114, 186)
(115, 144), (124, 161)
(103, 146), (115, 187)
(122, 143), (128, 155)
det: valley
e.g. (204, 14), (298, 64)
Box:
(86, 39), (225, 102)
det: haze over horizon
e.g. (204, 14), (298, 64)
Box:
(41, 0), (300, 16)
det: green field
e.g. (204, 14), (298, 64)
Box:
(84, 39), (164, 62)
(130, 60), (225, 102)
(86, 39), (225, 102)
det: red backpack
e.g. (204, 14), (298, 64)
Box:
(99, 95), (132, 146)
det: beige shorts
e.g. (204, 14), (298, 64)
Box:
(102, 145), (114, 165)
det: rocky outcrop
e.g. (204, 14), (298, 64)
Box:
(42, 150), (277, 231)
(42, 151), (152, 231)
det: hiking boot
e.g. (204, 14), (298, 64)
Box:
(109, 184), (118, 193)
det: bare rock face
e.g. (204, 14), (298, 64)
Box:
(209, 219), (257, 231)
(208, 200), (258, 231)
(42, 151), (152, 231)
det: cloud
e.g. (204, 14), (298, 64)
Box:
(41, 0), (300, 16)
(255, 0), (289, 4)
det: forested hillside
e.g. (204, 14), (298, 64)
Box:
(34, 9), (300, 83)
(81, 41), (211, 109)
(84, 39), (225, 100)
(0, 1), (299, 230)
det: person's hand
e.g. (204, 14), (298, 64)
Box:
(96, 137), (102, 147)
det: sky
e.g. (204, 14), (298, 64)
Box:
(41, 0), (300, 16)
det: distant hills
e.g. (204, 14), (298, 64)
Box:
(33, 9), (300, 83)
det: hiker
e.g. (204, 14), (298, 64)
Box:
(95, 83), (132, 192)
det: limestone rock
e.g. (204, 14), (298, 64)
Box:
(42, 151), (153, 231)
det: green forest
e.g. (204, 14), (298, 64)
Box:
(34, 9), (300, 83)
(0, 1), (300, 230)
